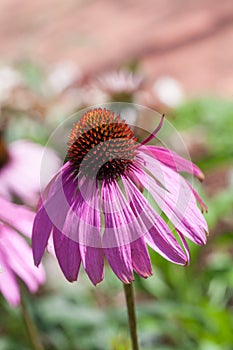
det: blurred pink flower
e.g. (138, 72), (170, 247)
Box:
(0, 196), (45, 306)
(96, 70), (144, 101)
(0, 139), (60, 207)
(32, 108), (208, 285)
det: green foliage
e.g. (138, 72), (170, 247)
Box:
(174, 97), (233, 167)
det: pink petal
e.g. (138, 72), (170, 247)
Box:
(53, 227), (81, 282)
(146, 226), (188, 265)
(76, 180), (104, 285)
(0, 196), (35, 238)
(0, 251), (20, 307)
(101, 179), (145, 246)
(176, 230), (190, 265)
(102, 181), (134, 283)
(189, 185), (208, 213)
(122, 176), (189, 265)
(140, 114), (165, 146)
(104, 245), (134, 284)
(32, 205), (52, 266)
(2, 226), (45, 291)
(32, 164), (76, 266)
(37, 170), (61, 210)
(42, 164), (77, 233)
(143, 145), (205, 181)
(130, 238), (152, 278)
(134, 154), (207, 245)
(61, 199), (81, 243)
(62, 178), (101, 244)
(152, 186), (207, 245)
(40, 161), (72, 204)
(80, 246), (104, 285)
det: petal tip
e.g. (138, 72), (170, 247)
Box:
(33, 252), (42, 267)
(66, 276), (78, 283)
(198, 172), (205, 182)
(93, 278), (104, 287)
(141, 271), (153, 279)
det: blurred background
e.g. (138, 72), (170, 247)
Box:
(0, 0), (233, 349)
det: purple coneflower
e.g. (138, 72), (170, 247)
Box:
(32, 108), (208, 285)
(0, 196), (45, 306)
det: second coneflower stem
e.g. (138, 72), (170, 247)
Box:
(21, 294), (45, 350)
(123, 283), (140, 350)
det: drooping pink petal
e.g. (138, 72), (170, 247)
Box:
(122, 175), (189, 265)
(61, 199), (82, 243)
(130, 238), (153, 278)
(156, 157), (208, 234)
(101, 178), (152, 277)
(76, 179), (104, 285)
(135, 151), (171, 192)
(102, 178), (146, 246)
(151, 185), (207, 245)
(32, 205), (53, 266)
(146, 226), (189, 265)
(143, 150), (208, 216)
(102, 180), (131, 246)
(102, 180), (134, 283)
(37, 170), (61, 210)
(62, 178), (100, 241)
(40, 161), (72, 203)
(188, 185), (208, 213)
(138, 150), (208, 233)
(176, 230), (190, 265)
(104, 245), (134, 284)
(80, 246), (104, 285)
(134, 154), (207, 245)
(42, 163), (77, 232)
(32, 164), (77, 266)
(53, 227), (81, 282)
(142, 145), (205, 181)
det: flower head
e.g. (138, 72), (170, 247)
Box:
(0, 196), (45, 306)
(32, 108), (208, 285)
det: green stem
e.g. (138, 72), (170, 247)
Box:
(21, 295), (45, 350)
(123, 283), (140, 350)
